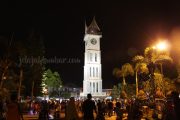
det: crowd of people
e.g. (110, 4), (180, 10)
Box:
(0, 91), (180, 120)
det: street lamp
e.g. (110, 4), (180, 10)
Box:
(152, 40), (170, 75)
(153, 40), (170, 51)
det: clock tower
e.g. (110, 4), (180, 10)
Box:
(80, 17), (106, 97)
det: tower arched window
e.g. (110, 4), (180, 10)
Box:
(93, 82), (95, 92)
(95, 53), (97, 62)
(90, 53), (92, 62)
(96, 67), (98, 77)
(90, 82), (91, 92)
(90, 67), (91, 77)
(93, 67), (95, 77)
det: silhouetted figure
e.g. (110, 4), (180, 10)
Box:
(172, 91), (180, 120)
(6, 93), (23, 120)
(54, 102), (61, 120)
(65, 97), (79, 120)
(132, 103), (142, 120)
(39, 100), (49, 120)
(96, 100), (105, 120)
(165, 91), (178, 120)
(82, 94), (97, 120)
(107, 101), (113, 117)
(153, 105), (164, 120)
(114, 102), (123, 120)
(101, 99), (106, 116)
(0, 98), (7, 120)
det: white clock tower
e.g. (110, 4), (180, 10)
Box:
(80, 17), (106, 97)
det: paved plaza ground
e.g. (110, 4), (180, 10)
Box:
(23, 112), (117, 120)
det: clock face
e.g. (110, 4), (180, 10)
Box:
(90, 38), (97, 45)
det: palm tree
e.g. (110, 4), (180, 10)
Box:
(153, 54), (173, 76)
(121, 63), (134, 85)
(144, 46), (173, 98)
(132, 55), (149, 96)
(144, 47), (173, 76)
(113, 67), (121, 79)
(113, 63), (134, 91)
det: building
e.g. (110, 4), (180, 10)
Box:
(80, 17), (106, 97)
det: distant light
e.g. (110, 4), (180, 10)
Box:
(152, 46), (156, 49)
(105, 96), (112, 100)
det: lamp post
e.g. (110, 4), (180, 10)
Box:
(152, 40), (170, 75)
(59, 85), (62, 102)
(149, 40), (170, 101)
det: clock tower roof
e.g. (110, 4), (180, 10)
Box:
(86, 17), (101, 35)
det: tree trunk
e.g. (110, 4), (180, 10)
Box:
(18, 67), (23, 100)
(0, 62), (9, 89)
(135, 71), (138, 96)
(123, 75), (126, 85)
(31, 80), (34, 99)
(122, 74), (126, 91)
(160, 63), (163, 76)
(0, 72), (6, 89)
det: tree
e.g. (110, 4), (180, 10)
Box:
(112, 68), (121, 78)
(14, 40), (27, 99)
(111, 85), (120, 99)
(0, 59), (12, 89)
(25, 31), (45, 97)
(0, 31), (45, 99)
(121, 63), (134, 85)
(0, 36), (13, 89)
(113, 63), (134, 91)
(154, 54), (173, 76)
(42, 69), (63, 97)
(125, 84), (136, 98)
(144, 46), (173, 96)
(132, 55), (149, 96)
(144, 47), (173, 76)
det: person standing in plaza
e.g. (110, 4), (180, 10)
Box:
(6, 92), (23, 120)
(65, 97), (79, 120)
(114, 102), (123, 120)
(0, 98), (7, 120)
(107, 100), (113, 117)
(96, 100), (105, 120)
(172, 91), (180, 120)
(82, 94), (97, 120)
(39, 100), (49, 120)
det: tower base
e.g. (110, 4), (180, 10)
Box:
(80, 92), (106, 98)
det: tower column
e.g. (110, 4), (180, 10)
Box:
(93, 82), (95, 93)
(91, 82), (93, 93)
(94, 82), (97, 93)
(97, 82), (98, 92)
(98, 81), (101, 93)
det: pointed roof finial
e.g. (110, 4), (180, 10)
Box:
(85, 20), (87, 34)
(86, 16), (101, 35)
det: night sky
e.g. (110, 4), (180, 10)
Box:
(1, 1), (180, 88)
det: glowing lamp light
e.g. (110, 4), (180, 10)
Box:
(155, 41), (169, 51)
